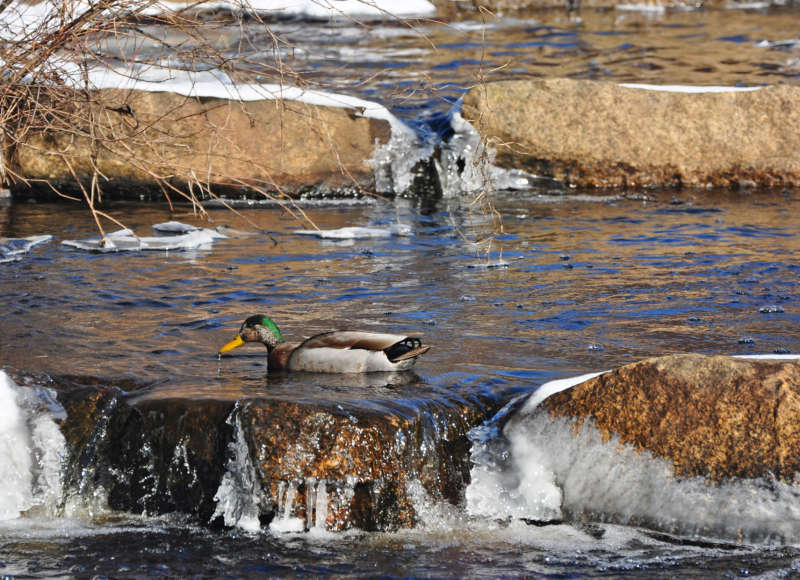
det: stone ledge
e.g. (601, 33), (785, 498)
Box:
(462, 78), (800, 189)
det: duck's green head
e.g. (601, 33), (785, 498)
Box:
(219, 315), (284, 354)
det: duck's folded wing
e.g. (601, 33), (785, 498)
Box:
(299, 330), (420, 351)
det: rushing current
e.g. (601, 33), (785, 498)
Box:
(2, 4), (800, 578)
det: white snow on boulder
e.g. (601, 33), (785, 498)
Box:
(619, 83), (762, 93)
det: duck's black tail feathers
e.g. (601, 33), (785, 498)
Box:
(384, 337), (431, 363)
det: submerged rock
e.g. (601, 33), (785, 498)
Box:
(537, 354), (800, 481)
(462, 78), (800, 189)
(11, 89), (392, 199)
(48, 374), (497, 531)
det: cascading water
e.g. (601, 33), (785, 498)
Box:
(436, 110), (546, 197)
(0, 371), (67, 520)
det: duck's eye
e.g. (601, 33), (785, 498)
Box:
(241, 327), (260, 341)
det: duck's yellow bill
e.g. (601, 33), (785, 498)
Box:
(219, 334), (245, 354)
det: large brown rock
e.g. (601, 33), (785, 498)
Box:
(540, 354), (800, 481)
(48, 374), (498, 531)
(462, 78), (800, 189)
(11, 88), (391, 197)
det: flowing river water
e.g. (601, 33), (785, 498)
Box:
(2, 6), (800, 578)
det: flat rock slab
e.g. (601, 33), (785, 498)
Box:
(11, 89), (391, 197)
(48, 374), (499, 531)
(539, 354), (800, 481)
(462, 78), (800, 189)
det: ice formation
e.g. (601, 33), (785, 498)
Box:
(0, 371), (67, 520)
(467, 362), (800, 543)
(61, 223), (226, 252)
(0, 235), (53, 264)
(293, 224), (412, 239)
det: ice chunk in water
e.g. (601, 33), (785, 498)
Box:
(0, 235), (52, 264)
(293, 224), (412, 239)
(62, 226), (226, 252)
(151, 221), (202, 235)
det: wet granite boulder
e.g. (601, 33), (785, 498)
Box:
(50, 375), (497, 531)
(461, 78), (800, 189)
(537, 354), (800, 481)
(11, 88), (392, 199)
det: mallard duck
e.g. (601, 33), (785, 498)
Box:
(219, 315), (430, 373)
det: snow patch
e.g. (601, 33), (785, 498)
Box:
(0, 0), (435, 41)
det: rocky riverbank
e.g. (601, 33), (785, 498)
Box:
(7, 76), (800, 201)
(7, 353), (799, 532)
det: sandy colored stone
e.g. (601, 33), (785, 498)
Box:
(541, 354), (800, 480)
(462, 78), (800, 188)
(11, 88), (391, 196)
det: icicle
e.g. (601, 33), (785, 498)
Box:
(313, 479), (329, 531)
(269, 480), (304, 533)
(211, 404), (263, 532)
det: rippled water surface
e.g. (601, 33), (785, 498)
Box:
(4, 192), (798, 390)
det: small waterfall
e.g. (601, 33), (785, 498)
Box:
(62, 392), (119, 518)
(211, 405), (263, 532)
(371, 127), (433, 195)
(0, 371), (67, 520)
(436, 111), (543, 197)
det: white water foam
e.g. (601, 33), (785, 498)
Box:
(467, 365), (800, 544)
(211, 409), (263, 532)
(0, 371), (67, 520)
(293, 224), (412, 239)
